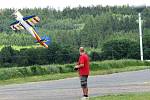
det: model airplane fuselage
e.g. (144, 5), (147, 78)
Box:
(10, 11), (49, 48)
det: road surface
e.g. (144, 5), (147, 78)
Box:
(0, 69), (150, 100)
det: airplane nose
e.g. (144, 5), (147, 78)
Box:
(0, 10), (2, 15)
(11, 13), (17, 18)
(11, 10), (17, 17)
(11, 13), (15, 16)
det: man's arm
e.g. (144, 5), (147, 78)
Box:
(75, 64), (84, 68)
(74, 55), (84, 70)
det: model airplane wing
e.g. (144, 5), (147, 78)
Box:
(10, 15), (40, 31)
(23, 15), (40, 26)
(10, 21), (25, 30)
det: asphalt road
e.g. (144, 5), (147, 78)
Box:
(0, 69), (150, 100)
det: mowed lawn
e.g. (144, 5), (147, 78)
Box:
(90, 92), (150, 100)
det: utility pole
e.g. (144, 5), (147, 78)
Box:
(138, 13), (143, 61)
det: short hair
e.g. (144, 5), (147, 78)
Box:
(79, 47), (84, 53)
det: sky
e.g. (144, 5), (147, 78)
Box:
(0, 0), (149, 10)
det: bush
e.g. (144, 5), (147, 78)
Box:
(46, 65), (60, 74)
(0, 68), (24, 80)
(0, 60), (150, 80)
(58, 64), (74, 73)
(0, 44), (78, 67)
(101, 39), (140, 60)
(0, 46), (19, 67)
(90, 51), (103, 61)
(47, 43), (78, 64)
(90, 59), (148, 71)
(30, 65), (46, 75)
(17, 67), (31, 77)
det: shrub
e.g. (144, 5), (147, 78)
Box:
(17, 67), (31, 77)
(101, 39), (139, 60)
(0, 60), (150, 80)
(90, 59), (149, 71)
(0, 44), (78, 67)
(46, 65), (60, 74)
(90, 51), (103, 61)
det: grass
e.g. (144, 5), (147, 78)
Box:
(0, 72), (78, 85)
(0, 65), (149, 85)
(90, 92), (150, 100)
(0, 45), (37, 51)
(0, 59), (150, 85)
(12, 45), (36, 50)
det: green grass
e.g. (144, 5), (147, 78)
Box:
(0, 45), (38, 51)
(0, 59), (150, 85)
(90, 92), (150, 100)
(12, 45), (36, 50)
(0, 64), (75, 80)
(0, 72), (78, 85)
(0, 65), (149, 85)
(1, 60), (150, 81)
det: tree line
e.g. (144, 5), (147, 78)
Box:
(0, 43), (78, 67)
(0, 6), (149, 48)
(1, 30), (150, 68)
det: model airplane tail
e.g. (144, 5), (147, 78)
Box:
(41, 36), (51, 45)
(34, 36), (51, 45)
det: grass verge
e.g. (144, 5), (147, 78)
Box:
(0, 65), (149, 85)
(90, 92), (150, 100)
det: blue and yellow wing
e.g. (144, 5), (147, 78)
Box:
(10, 21), (25, 30)
(23, 15), (40, 26)
(10, 15), (40, 31)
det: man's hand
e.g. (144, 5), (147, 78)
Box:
(74, 65), (79, 71)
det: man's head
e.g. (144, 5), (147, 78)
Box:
(79, 47), (85, 55)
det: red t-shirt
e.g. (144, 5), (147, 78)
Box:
(78, 53), (90, 76)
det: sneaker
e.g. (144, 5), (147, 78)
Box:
(81, 97), (89, 100)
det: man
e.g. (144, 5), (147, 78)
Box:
(74, 47), (90, 100)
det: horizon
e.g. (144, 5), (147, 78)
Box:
(0, 0), (149, 11)
(0, 4), (149, 11)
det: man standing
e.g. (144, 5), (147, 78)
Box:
(74, 47), (90, 100)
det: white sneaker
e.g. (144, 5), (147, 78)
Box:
(81, 97), (89, 100)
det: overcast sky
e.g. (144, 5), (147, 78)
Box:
(0, 0), (149, 10)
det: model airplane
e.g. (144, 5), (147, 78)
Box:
(10, 10), (50, 48)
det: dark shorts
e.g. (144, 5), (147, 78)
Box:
(80, 75), (88, 88)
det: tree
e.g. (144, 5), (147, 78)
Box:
(102, 39), (139, 59)
(81, 15), (98, 48)
(0, 46), (17, 67)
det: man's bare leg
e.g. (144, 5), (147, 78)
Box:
(82, 87), (88, 97)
